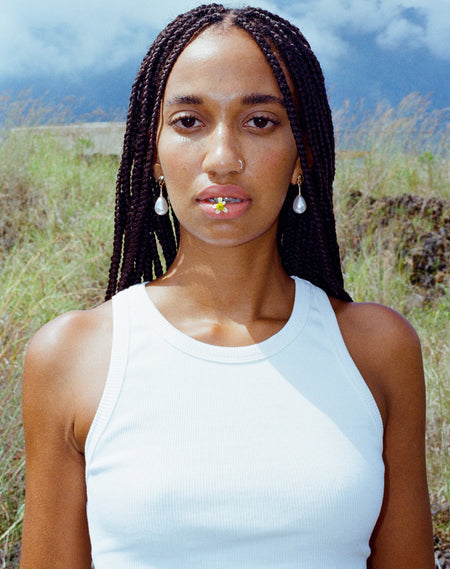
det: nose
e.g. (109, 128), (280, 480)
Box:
(202, 123), (242, 177)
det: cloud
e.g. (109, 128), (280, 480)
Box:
(286, 0), (450, 67)
(0, 0), (448, 81)
(377, 17), (424, 51)
(0, 0), (188, 77)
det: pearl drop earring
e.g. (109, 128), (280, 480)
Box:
(293, 173), (307, 214)
(154, 176), (169, 216)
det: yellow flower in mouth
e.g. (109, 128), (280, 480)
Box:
(215, 197), (228, 214)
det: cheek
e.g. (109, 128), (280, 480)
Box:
(254, 132), (298, 175)
(158, 136), (199, 181)
(157, 144), (195, 213)
(254, 148), (296, 190)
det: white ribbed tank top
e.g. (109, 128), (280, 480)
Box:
(85, 277), (384, 568)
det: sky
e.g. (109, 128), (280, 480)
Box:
(0, 0), (449, 116)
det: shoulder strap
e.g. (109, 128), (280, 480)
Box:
(85, 287), (131, 469)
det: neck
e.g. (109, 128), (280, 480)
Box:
(154, 227), (293, 323)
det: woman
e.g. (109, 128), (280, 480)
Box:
(20, 4), (435, 568)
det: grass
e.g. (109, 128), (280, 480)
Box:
(0, 124), (117, 566)
(333, 94), (449, 545)
(0, 94), (448, 565)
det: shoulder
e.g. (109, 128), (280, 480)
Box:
(23, 301), (113, 451)
(25, 301), (113, 377)
(21, 304), (112, 566)
(329, 299), (424, 425)
(330, 300), (435, 565)
(332, 299), (421, 356)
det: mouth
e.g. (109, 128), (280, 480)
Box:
(196, 187), (251, 219)
(196, 184), (251, 203)
(206, 197), (243, 204)
(205, 196), (244, 215)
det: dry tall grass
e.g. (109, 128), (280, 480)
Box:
(0, 94), (448, 566)
(334, 95), (449, 548)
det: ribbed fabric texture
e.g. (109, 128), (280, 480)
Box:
(85, 277), (384, 568)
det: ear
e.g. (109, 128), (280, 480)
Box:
(153, 161), (163, 180)
(290, 155), (303, 186)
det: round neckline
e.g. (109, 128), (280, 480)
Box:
(137, 276), (311, 363)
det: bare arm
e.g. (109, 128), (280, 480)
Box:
(367, 309), (434, 568)
(333, 301), (435, 569)
(20, 306), (111, 568)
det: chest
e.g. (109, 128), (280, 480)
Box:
(86, 354), (384, 567)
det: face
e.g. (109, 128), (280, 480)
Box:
(153, 26), (302, 248)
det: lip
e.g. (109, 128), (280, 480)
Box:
(196, 185), (252, 220)
(196, 185), (251, 202)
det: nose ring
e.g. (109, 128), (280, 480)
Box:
(237, 159), (245, 174)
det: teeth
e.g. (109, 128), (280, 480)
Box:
(207, 197), (242, 204)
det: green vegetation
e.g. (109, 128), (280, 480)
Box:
(0, 123), (117, 566)
(333, 94), (449, 549)
(0, 94), (448, 565)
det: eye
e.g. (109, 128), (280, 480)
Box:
(246, 116), (280, 129)
(171, 115), (202, 129)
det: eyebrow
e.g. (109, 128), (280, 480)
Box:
(165, 93), (285, 107)
(165, 95), (203, 106)
(242, 93), (285, 107)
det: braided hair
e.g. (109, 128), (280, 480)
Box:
(105, 3), (351, 302)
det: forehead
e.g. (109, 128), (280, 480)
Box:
(163, 27), (284, 101)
